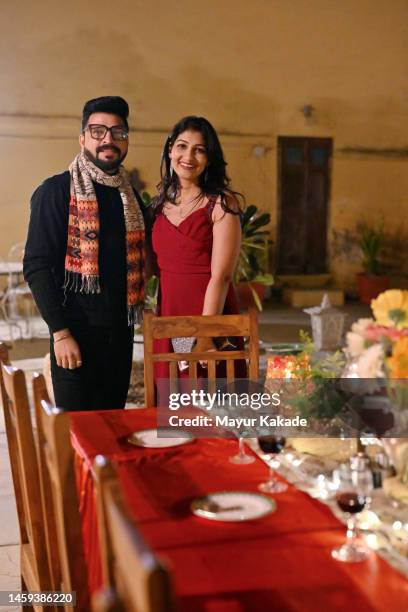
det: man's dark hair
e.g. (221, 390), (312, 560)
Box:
(81, 96), (129, 132)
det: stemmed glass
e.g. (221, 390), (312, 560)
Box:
(332, 462), (373, 562)
(258, 436), (288, 493)
(229, 436), (255, 465)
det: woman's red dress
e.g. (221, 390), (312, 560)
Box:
(151, 197), (243, 381)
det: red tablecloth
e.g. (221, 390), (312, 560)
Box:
(70, 408), (408, 612)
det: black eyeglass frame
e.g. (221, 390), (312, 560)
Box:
(84, 124), (129, 141)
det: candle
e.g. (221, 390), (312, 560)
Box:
(266, 354), (310, 379)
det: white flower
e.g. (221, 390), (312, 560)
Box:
(351, 318), (375, 335)
(356, 344), (385, 379)
(345, 318), (376, 358)
(345, 331), (365, 357)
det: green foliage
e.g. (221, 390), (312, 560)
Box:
(298, 330), (314, 355)
(357, 219), (385, 275)
(234, 205), (274, 286)
(293, 377), (349, 421)
(289, 331), (347, 420)
(141, 191), (153, 207)
(145, 275), (159, 311)
(233, 204), (274, 311)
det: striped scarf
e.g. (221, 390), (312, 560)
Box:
(65, 151), (145, 324)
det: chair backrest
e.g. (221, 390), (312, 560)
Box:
(93, 456), (175, 612)
(143, 309), (259, 407)
(2, 243), (33, 339)
(6, 241), (26, 290)
(32, 373), (89, 610)
(0, 343), (52, 591)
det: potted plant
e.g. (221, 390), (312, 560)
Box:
(356, 220), (390, 305)
(234, 205), (274, 310)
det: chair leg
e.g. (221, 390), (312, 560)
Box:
(22, 298), (33, 340)
(21, 576), (34, 611)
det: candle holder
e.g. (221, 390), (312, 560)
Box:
(266, 353), (311, 380)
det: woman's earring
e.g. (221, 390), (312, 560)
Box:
(170, 164), (174, 179)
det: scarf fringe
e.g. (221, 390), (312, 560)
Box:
(128, 303), (144, 326)
(64, 271), (101, 294)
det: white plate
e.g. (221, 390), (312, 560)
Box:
(191, 491), (276, 522)
(127, 428), (194, 448)
(264, 342), (304, 355)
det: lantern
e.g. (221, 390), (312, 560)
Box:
(304, 294), (346, 351)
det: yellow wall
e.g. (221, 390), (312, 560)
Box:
(1, 0), (407, 293)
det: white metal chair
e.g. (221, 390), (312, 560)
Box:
(1, 242), (35, 340)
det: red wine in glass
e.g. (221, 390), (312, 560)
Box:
(332, 465), (371, 563)
(336, 491), (366, 514)
(258, 436), (286, 454)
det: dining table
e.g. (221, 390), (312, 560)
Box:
(70, 407), (408, 612)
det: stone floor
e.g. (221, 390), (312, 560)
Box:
(0, 301), (370, 602)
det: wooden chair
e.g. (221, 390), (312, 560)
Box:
(143, 308), (259, 407)
(0, 343), (53, 610)
(32, 373), (89, 611)
(93, 456), (175, 612)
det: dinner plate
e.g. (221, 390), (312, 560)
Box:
(191, 491), (276, 522)
(127, 428), (194, 448)
(264, 343), (304, 355)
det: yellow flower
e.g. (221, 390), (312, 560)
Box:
(371, 290), (408, 329)
(388, 337), (408, 378)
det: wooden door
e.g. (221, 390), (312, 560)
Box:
(277, 137), (332, 274)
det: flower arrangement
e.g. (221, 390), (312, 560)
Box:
(344, 289), (408, 410)
(268, 332), (347, 423)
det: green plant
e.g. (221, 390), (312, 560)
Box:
(234, 205), (274, 309)
(144, 275), (159, 311)
(289, 331), (347, 421)
(141, 191), (153, 207)
(357, 220), (385, 275)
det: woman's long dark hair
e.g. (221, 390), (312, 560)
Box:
(154, 116), (242, 213)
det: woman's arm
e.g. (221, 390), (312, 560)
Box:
(202, 195), (241, 315)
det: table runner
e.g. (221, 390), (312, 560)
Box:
(70, 408), (408, 611)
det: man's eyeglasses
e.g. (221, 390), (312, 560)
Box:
(85, 124), (129, 141)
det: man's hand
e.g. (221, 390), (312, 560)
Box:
(53, 329), (82, 369)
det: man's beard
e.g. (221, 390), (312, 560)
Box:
(84, 146), (127, 173)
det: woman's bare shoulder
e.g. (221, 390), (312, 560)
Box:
(212, 192), (241, 222)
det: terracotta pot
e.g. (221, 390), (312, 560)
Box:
(356, 273), (390, 305)
(236, 282), (266, 310)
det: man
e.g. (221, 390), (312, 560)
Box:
(23, 96), (145, 411)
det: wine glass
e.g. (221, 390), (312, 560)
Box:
(331, 463), (372, 562)
(258, 436), (288, 493)
(229, 436), (255, 464)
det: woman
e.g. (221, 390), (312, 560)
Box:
(151, 115), (244, 380)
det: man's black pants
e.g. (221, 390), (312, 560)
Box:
(50, 322), (134, 412)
